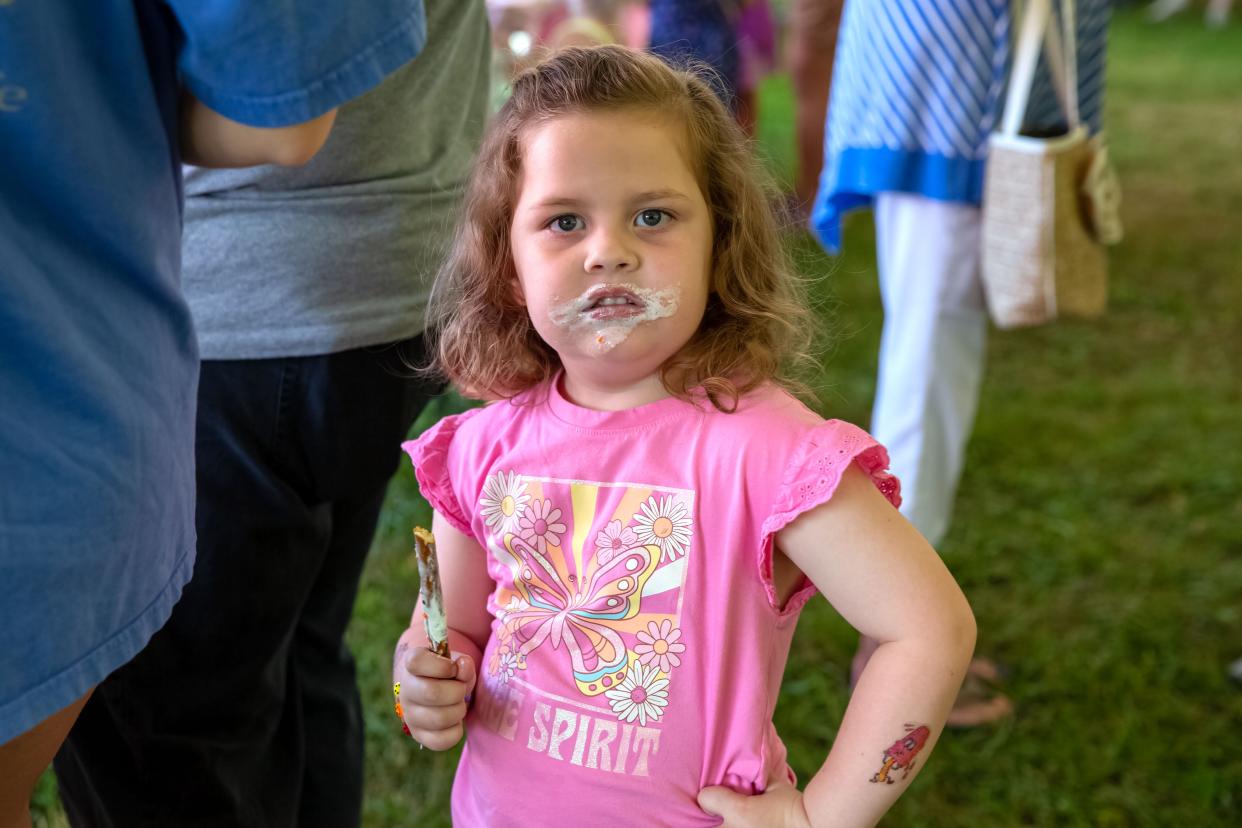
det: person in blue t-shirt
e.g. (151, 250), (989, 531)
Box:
(0, 1), (426, 822)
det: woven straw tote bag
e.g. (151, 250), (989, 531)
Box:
(981, 0), (1122, 329)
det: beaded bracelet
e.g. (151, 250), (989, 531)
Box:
(393, 682), (412, 737)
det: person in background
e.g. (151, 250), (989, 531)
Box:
(0, 2), (425, 824)
(648, 0), (740, 108)
(51, 2), (490, 826)
(1147, 0), (1232, 27)
(788, 0), (845, 219)
(733, 0), (777, 136)
(811, 0), (1112, 726)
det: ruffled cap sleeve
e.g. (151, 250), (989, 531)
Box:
(401, 411), (480, 538)
(759, 420), (902, 615)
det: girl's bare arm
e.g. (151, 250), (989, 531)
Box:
(785, 465), (975, 827)
(701, 465), (975, 827)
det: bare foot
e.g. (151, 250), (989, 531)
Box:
(850, 639), (1013, 728)
(945, 657), (1013, 728)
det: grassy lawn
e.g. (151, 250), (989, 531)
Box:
(33, 8), (1241, 827)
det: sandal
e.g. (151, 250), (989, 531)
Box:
(946, 657), (1014, 728)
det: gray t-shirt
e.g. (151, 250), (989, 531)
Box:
(182, 0), (490, 359)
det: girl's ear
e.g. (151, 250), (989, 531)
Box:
(509, 264), (526, 306)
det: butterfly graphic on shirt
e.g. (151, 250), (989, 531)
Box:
(501, 531), (660, 697)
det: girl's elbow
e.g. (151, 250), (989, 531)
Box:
(923, 588), (975, 669)
(951, 600), (978, 666)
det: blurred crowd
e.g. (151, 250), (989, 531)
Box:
(487, 0), (842, 219)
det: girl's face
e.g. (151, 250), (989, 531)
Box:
(509, 109), (713, 409)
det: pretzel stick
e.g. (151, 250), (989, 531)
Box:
(413, 527), (451, 659)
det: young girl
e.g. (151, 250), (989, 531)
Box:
(393, 45), (976, 828)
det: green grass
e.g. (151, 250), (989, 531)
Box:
(33, 8), (1242, 826)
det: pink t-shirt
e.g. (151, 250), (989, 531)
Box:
(403, 379), (901, 827)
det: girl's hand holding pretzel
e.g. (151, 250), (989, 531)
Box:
(394, 643), (477, 751)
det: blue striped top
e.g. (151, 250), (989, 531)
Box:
(811, 0), (1112, 251)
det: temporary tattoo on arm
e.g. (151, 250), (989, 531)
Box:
(870, 724), (930, 784)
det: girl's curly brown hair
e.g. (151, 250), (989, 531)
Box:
(427, 44), (813, 412)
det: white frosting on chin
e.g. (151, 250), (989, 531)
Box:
(591, 325), (631, 351)
(548, 283), (681, 351)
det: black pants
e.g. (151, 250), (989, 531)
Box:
(55, 338), (440, 827)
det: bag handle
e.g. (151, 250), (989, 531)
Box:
(1000, 0), (1079, 137)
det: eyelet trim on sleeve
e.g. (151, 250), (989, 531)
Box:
(758, 420), (902, 617)
(400, 410), (482, 538)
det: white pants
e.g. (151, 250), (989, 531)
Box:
(871, 193), (988, 547)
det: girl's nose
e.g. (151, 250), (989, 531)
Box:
(583, 227), (638, 273)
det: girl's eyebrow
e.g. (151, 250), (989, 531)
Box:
(632, 189), (692, 203)
(527, 190), (693, 211)
(527, 197), (585, 210)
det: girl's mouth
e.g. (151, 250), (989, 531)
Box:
(583, 288), (644, 318)
(547, 283), (680, 336)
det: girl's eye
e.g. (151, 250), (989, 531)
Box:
(636, 209), (669, 228)
(551, 215), (583, 233)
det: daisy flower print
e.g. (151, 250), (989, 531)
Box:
(594, 519), (640, 564)
(479, 471), (530, 533)
(633, 494), (692, 561)
(492, 647), (519, 685)
(518, 498), (566, 554)
(634, 620), (685, 674)
(605, 663), (669, 726)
